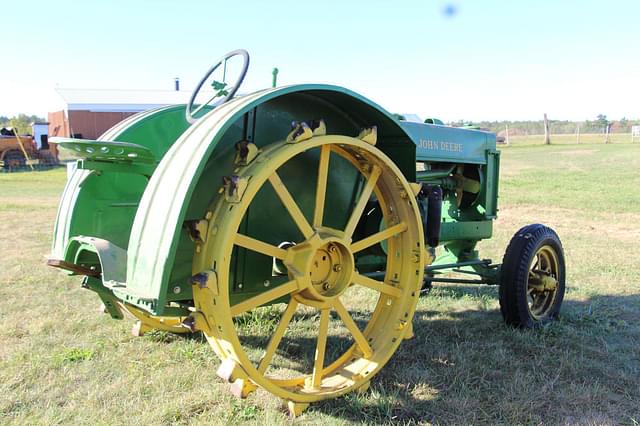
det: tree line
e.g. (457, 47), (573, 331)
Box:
(451, 115), (639, 135)
(0, 114), (47, 135)
(2, 112), (638, 137)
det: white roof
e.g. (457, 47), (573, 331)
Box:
(55, 88), (191, 112)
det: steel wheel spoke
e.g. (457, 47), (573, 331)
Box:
(258, 299), (299, 373)
(351, 222), (407, 254)
(235, 234), (287, 260)
(532, 254), (540, 271)
(332, 299), (373, 358)
(343, 165), (382, 238)
(352, 273), (402, 298)
(230, 280), (298, 317)
(268, 171), (314, 239)
(311, 308), (330, 388)
(313, 145), (331, 228)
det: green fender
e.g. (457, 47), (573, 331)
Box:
(51, 105), (191, 261)
(119, 84), (416, 314)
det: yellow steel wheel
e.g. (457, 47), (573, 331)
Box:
(116, 302), (190, 336)
(192, 135), (425, 409)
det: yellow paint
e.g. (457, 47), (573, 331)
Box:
(333, 298), (373, 358)
(311, 308), (330, 388)
(13, 133), (34, 170)
(258, 299), (298, 373)
(230, 279), (298, 317)
(343, 165), (381, 238)
(118, 302), (190, 335)
(285, 122), (313, 143)
(313, 144), (331, 227)
(351, 222), (407, 253)
(191, 134), (427, 409)
(286, 401), (309, 418)
(268, 171), (315, 238)
(357, 126), (377, 145)
(351, 273), (402, 298)
(234, 233), (287, 259)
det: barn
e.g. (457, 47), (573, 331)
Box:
(49, 85), (188, 140)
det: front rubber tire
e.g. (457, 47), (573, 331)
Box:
(499, 224), (566, 328)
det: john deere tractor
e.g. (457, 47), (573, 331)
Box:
(48, 49), (565, 415)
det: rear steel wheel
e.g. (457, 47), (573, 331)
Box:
(192, 134), (425, 407)
(116, 302), (191, 336)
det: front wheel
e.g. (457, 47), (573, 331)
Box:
(499, 224), (566, 328)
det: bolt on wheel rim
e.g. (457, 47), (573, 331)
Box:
(192, 135), (425, 402)
(526, 245), (560, 320)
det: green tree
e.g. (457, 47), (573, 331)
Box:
(619, 117), (629, 132)
(0, 114), (46, 135)
(596, 114), (608, 129)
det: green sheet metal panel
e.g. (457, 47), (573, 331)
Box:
(121, 84), (416, 314)
(484, 150), (500, 219)
(51, 105), (191, 261)
(400, 121), (493, 164)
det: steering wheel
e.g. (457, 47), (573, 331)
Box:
(186, 49), (250, 124)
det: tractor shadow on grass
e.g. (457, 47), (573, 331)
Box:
(139, 289), (640, 423)
(311, 290), (640, 424)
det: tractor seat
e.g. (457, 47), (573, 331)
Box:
(50, 137), (156, 176)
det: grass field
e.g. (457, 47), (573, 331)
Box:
(1, 141), (639, 425)
(506, 132), (635, 146)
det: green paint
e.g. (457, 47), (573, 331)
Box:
(51, 83), (504, 316)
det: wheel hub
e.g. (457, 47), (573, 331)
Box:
(284, 232), (354, 302)
(527, 245), (560, 319)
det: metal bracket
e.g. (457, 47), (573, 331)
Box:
(234, 140), (259, 166)
(217, 359), (257, 398)
(81, 276), (124, 320)
(285, 121), (313, 143)
(223, 175), (248, 203)
(357, 126), (378, 145)
(184, 219), (209, 243)
(192, 270), (219, 295)
(286, 401), (309, 418)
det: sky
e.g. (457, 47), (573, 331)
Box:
(1, 0), (638, 122)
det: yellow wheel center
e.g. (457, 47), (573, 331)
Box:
(310, 248), (333, 285)
(309, 242), (352, 297)
(284, 234), (354, 302)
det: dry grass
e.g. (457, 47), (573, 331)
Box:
(1, 141), (639, 425)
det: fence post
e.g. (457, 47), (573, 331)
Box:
(543, 113), (551, 145)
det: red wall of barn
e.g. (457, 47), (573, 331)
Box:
(48, 110), (69, 138)
(66, 110), (137, 139)
(47, 110), (137, 139)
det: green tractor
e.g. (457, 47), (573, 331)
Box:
(48, 49), (565, 415)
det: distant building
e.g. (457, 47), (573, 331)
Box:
(49, 86), (188, 140)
